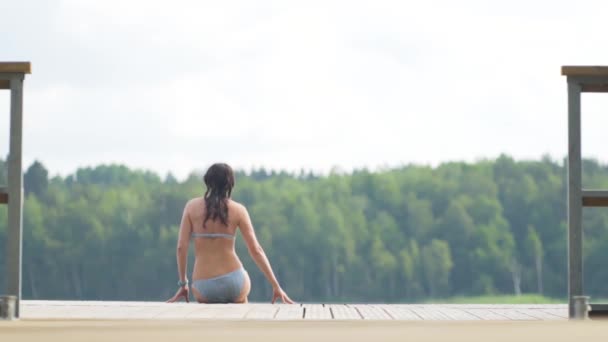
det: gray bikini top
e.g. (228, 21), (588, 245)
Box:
(192, 232), (235, 239)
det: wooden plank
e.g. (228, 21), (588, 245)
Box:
(540, 308), (569, 319)
(562, 66), (608, 77)
(137, 306), (180, 319)
(22, 302), (75, 319)
(214, 304), (252, 319)
(582, 191), (608, 206)
(463, 309), (510, 320)
(581, 84), (608, 93)
(590, 303), (608, 311)
(0, 188), (7, 204)
(154, 304), (201, 319)
(382, 306), (422, 320)
(0, 62), (31, 73)
(61, 304), (112, 319)
(437, 307), (479, 321)
(245, 304), (279, 319)
(184, 306), (227, 319)
(25, 300), (165, 307)
(353, 305), (393, 320)
(21, 304), (75, 319)
(490, 309), (538, 321)
(510, 304), (566, 309)
(589, 304), (608, 319)
(434, 304), (564, 309)
(410, 307), (451, 320)
(19, 301), (569, 321)
(274, 304), (304, 320)
(303, 304), (332, 320)
(185, 304), (250, 319)
(328, 305), (361, 320)
(517, 309), (566, 320)
(89, 305), (160, 319)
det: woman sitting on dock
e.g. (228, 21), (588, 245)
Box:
(167, 163), (293, 304)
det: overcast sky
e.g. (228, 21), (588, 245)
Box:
(2, 0), (608, 180)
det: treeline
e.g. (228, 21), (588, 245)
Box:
(2, 155), (608, 302)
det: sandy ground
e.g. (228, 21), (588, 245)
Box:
(0, 320), (606, 342)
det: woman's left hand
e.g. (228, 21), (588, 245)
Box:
(166, 286), (189, 303)
(272, 286), (294, 304)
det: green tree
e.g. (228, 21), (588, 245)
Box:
(422, 239), (453, 298)
(524, 226), (544, 294)
(24, 160), (49, 198)
(5, 155), (591, 302)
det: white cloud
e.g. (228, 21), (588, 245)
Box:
(2, 0), (608, 179)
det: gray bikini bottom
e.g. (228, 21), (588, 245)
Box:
(192, 268), (247, 303)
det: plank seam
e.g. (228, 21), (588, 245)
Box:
(489, 309), (533, 321)
(462, 309), (485, 320)
(513, 309), (541, 320)
(353, 306), (365, 320)
(241, 306), (256, 319)
(410, 308), (424, 320)
(486, 310), (511, 320)
(272, 306), (280, 319)
(539, 309), (567, 319)
(381, 307), (395, 320)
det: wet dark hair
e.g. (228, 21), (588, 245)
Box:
(203, 163), (235, 228)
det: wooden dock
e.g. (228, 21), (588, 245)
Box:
(20, 301), (567, 321)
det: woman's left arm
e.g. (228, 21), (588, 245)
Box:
(167, 202), (192, 303)
(176, 201), (192, 284)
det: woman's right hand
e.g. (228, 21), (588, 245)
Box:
(272, 287), (294, 304)
(166, 286), (189, 303)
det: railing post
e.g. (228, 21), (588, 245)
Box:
(6, 74), (24, 318)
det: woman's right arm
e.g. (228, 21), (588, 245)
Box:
(238, 204), (294, 304)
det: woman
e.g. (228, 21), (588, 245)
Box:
(166, 163), (293, 304)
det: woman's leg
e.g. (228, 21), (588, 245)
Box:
(234, 270), (251, 303)
(190, 281), (209, 303)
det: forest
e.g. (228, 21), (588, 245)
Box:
(1, 155), (608, 303)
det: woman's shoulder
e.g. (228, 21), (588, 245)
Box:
(185, 197), (204, 210)
(229, 200), (250, 219)
(228, 199), (246, 211)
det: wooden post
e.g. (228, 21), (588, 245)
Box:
(0, 62), (30, 319)
(567, 80), (582, 319)
(562, 66), (608, 319)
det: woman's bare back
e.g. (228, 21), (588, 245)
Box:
(185, 197), (245, 280)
